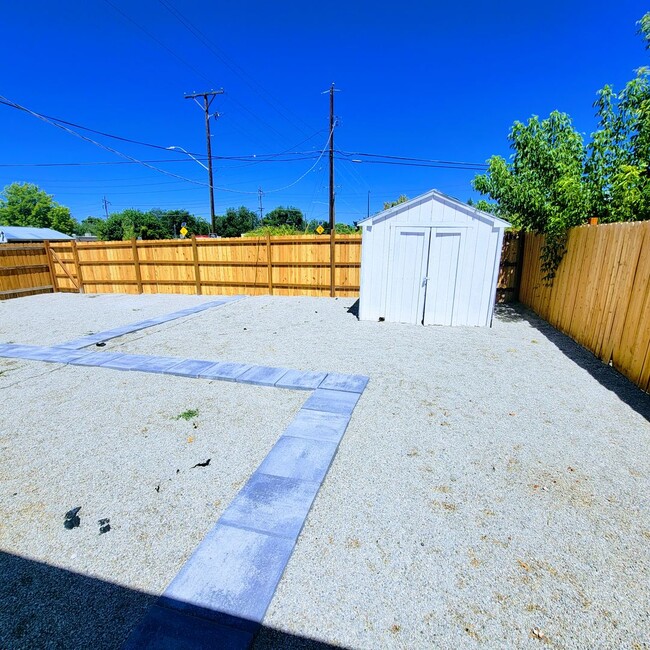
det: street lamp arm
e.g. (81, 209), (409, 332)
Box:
(166, 146), (210, 172)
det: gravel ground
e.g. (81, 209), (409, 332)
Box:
(0, 292), (230, 347)
(0, 337), (305, 647)
(1, 293), (649, 649)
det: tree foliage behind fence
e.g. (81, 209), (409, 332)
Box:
(520, 221), (650, 394)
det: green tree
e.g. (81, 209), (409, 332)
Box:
(137, 211), (168, 240)
(97, 212), (127, 241)
(96, 209), (167, 241)
(383, 194), (409, 210)
(214, 206), (259, 237)
(75, 216), (104, 237)
(262, 206), (305, 230)
(473, 111), (588, 278)
(0, 182), (78, 235)
(151, 209), (211, 238)
(473, 13), (650, 280)
(49, 206), (78, 236)
(467, 198), (498, 214)
(333, 223), (360, 234)
(586, 70), (650, 223)
(639, 11), (650, 50)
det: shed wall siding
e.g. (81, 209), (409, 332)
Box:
(359, 193), (507, 327)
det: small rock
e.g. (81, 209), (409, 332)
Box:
(64, 506), (81, 530)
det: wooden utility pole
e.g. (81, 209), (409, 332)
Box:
(328, 83), (336, 233)
(326, 83), (339, 297)
(258, 187), (264, 223)
(185, 90), (224, 234)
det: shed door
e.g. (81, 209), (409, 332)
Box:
(423, 231), (462, 326)
(386, 227), (431, 324)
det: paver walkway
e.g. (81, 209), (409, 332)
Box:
(0, 296), (368, 649)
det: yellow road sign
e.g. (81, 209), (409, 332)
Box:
(316, 225), (324, 234)
(180, 227), (188, 236)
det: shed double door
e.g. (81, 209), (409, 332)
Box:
(386, 226), (463, 325)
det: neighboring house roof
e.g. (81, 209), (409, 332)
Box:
(358, 188), (511, 229)
(0, 226), (73, 242)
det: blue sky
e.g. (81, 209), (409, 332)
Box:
(0, 0), (646, 226)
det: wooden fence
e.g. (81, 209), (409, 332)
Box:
(519, 221), (650, 394)
(0, 243), (55, 299)
(1, 234), (361, 298)
(1, 232), (522, 302)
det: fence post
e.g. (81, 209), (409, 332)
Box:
(71, 240), (84, 293)
(43, 240), (58, 292)
(330, 229), (336, 297)
(131, 238), (143, 294)
(266, 233), (274, 295)
(191, 235), (202, 295)
(513, 231), (526, 302)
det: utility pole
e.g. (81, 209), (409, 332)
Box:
(102, 196), (111, 219)
(185, 89), (224, 233)
(258, 187), (264, 225)
(367, 190), (370, 219)
(328, 83), (336, 233)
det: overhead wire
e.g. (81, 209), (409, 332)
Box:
(0, 95), (215, 186)
(337, 149), (488, 169)
(0, 93), (334, 196)
(157, 0), (316, 138)
(102, 0), (287, 152)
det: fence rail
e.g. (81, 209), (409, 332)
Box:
(519, 221), (650, 394)
(1, 231), (520, 301)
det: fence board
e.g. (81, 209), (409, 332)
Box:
(520, 221), (650, 394)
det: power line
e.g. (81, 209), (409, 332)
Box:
(0, 95), (489, 171)
(102, 0), (215, 90)
(334, 157), (486, 170)
(0, 96), (332, 196)
(0, 154), (320, 170)
(0, 96), (326, 165)
(157, 0), (316, 138)
(0, 98), (201, 155)
(0, 94), (212, 188)
(103, 0), (297, 151)
(337, 150), (488, 169)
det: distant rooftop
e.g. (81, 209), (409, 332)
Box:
(0, 226), (73, 243)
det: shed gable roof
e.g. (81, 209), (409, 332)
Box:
(358, 189), (510, 229)
(0, 226), (73, 242)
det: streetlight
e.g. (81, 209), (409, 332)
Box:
(166, 145), (209, 171)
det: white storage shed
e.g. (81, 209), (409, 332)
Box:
(358, 189), (510, 327)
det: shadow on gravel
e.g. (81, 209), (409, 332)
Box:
(0, 550), (347, 650)
(346, 299), (360, 319)
(495, 303), (650, 421)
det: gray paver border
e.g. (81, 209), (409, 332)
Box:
(0, 297), (368, 649)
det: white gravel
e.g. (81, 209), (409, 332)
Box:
(0, 292), (229, 347)
(1, 293), (649, 649)
(0, 313), (305, 648)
